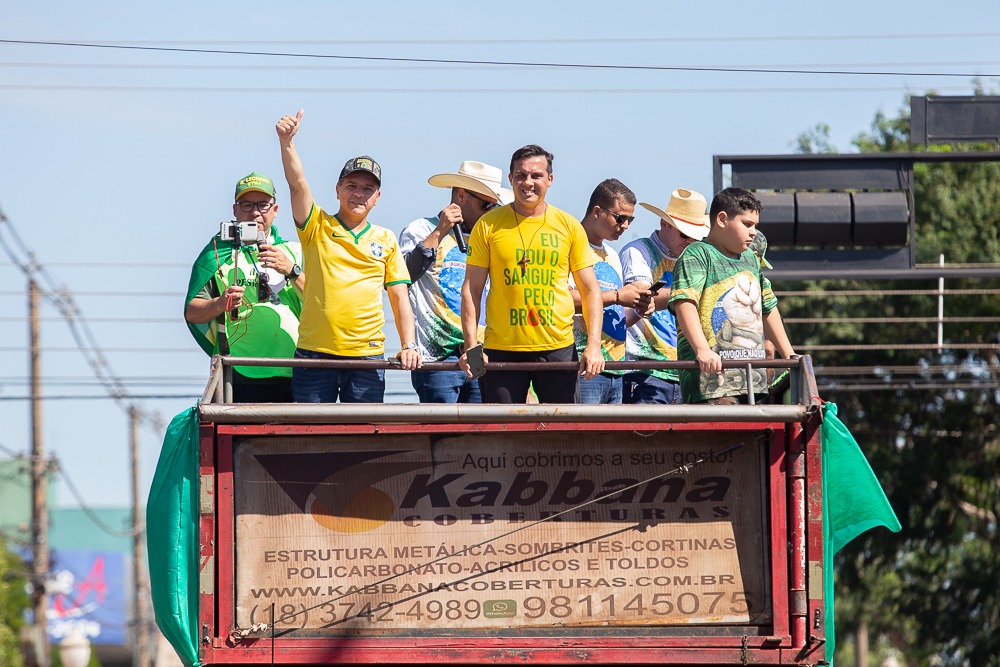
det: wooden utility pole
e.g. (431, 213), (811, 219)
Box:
(130, 405), (151, 667)
(856, 620), (870, 667)
(29, 276), (51, 667)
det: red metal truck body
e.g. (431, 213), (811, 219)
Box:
(194, 359), (826, 665)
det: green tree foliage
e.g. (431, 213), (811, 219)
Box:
(0, 538), (29, 667)
(786, 99), (1000, 665)
(794, 122), (838, 154)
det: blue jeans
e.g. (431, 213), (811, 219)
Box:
(410, 355), (482, 404)
(578, 373), (623, 404)
(291, 348), (385, 403)
(623, 372), (682, 404)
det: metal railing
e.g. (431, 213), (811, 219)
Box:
(198, 354), (822, 425)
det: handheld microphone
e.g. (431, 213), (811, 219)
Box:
(453, 225), (467, 253)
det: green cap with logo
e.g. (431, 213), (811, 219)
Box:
(234, 172), (276, 201)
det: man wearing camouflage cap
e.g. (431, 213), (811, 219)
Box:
(276, 109), (421, 403)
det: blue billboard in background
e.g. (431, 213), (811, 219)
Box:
(47, 550), (127, 646)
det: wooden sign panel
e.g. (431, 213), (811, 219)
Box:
(232, 430), (772, 634)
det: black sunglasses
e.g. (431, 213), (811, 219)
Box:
(466, 190), (500, 211)
(602, 207), (635, 225)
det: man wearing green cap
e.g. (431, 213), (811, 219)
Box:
(184, 172), (305, 402)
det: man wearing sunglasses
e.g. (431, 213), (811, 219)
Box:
(619, 187), (711, 404)
(184, 172), (304, 402)
(569, 179), (654, 404)
(400, 161), (513, 403)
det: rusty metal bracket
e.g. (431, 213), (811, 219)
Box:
(227, 623), (270, 646)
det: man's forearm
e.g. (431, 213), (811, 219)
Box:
(583, 288), (603, 347)
(764, 308), (796, 358)
(404, 245), (435, 282)
(279, 140), (305, 191)
(460, 292), (479, 348)
(572, 267), (605, 348)
(279, 138), (312, 225)
(674, 301), (711, 355)
(571, 286), (616, 313)
(185, 297), (226, 324)
(388, 284), (416, 346)
(460, 267), (487, 348)
(394, 307), (416, 347)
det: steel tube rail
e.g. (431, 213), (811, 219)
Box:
(202, 356), (221, 405)
(201, 356), (817, 413)
(198, 402), (810, 424)
(771, 266), (1000, 280)
(800, 356), (821, 407)
(222, 361), (233, 404)
(218, 356), (802, 371)
(717, 150), (1000, 164)
(788, 421), (808, 649)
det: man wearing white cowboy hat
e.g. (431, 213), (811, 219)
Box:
(400, 161), (513, 403)
(620, 187), (711, 404)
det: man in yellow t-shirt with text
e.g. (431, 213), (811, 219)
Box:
(459, 144), (604, 403)
(276, 109), (421, 402)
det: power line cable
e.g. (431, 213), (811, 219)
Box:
(0, 39), (996, 78)
(4, 58), (999, 72)
(0, 208), (165, 433)
(0, 346), (195, 353)
(0, 290), (180, 297)
(0, 260), (188, 268)
(0, 84), (986, 95)
(0, 441), (26, 459)
(51, 456), (137, 538)
(0, 377), (204, 386)
(0, 394), (200, 401)
(5, 32), (1000, 46)
(6, 316), (180, 323)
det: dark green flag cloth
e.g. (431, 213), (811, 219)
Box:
(822, 402), (902, 664)
(184, 225), (289, 356)
(147, 408), (201, 666)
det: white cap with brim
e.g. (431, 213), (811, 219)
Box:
(639, 188), (711, 240)
(428, 161), (514, 205)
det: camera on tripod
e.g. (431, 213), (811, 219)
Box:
(220, 221), (261, 244)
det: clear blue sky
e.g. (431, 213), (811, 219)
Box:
(1, 1), (997, 510)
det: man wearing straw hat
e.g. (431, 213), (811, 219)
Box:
(400, 161), (513, 403)
(620, 187), (711, 404)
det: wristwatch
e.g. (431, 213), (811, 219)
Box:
(402, 342), (418, 351)
(285, 263), (302, 280)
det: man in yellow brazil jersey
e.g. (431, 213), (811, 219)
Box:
(276, 109), (420, 403)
